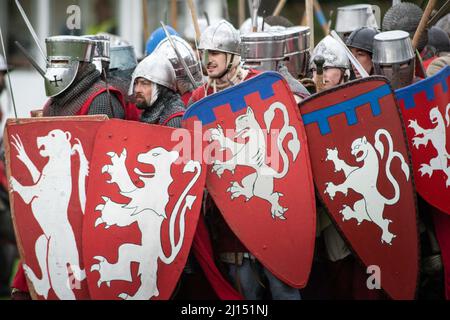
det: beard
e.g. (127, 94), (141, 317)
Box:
(135, 95), (150, 110)
(136, 101), (150, 110)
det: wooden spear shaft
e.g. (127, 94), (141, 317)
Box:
(142, 0), (150, 43)
(238, 0), (245, 27)
(187, 0), (201, 42)
(273, 0), (287, 16)
(412, 0), (437, 50)
(306, 0), (314, 49)
(171, 0), (178, 30)
(313, 0), (329, 35)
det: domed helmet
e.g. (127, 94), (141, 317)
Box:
(145, 25), (178, 56)
(129, 52), (176, 95)
(199, 20), (240, 55)
(310, 35), (350, 71)
(427, 26), (450, 55)
(154, 35), (202, 86)
(346, 27), (379, 54)
(199, 20), (241, 78)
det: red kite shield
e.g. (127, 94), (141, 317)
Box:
(83, 120), (206, 300)
(5, 116), (108, 300)
(300, 77), (419, 300)
(396, 66), (450, 215)
(183, 72), (316, 288)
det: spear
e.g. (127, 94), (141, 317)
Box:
(160, 21), (199, 89)
(330, 30), (369, 78)
(15, 0), (47, 63)
(273, 0), (287, 16)
(142, 0), (150, 44)
(14, 41), (45, 77)
(412, 0), (437, 50)
(170, 0), (178, 30)
(250, 0), (261, 32)
(187, 0), (201, 43)
(306, 0), (314, 49)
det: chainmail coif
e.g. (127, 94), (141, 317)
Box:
(382, 2), (428, 51)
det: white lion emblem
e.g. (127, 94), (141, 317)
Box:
(9, 130), (88, 299)
(408, 103), (450, 187)
(91, 147), (201, 300)
(208, 102), (300, 220)
(324, 129), (410, 245)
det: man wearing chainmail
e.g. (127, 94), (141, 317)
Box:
(189, 20), (301, 301)
(11, 35), (128, 300)
(129, 51), (185, 128)
(43, 36), (126, 118)
(129, 49), (244, 300)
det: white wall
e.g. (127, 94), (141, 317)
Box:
(1, 70), (47, 134)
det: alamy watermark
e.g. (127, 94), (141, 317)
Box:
(366, 265), (381, 290)
(170, 121), (289, 176)
(66, 5), (81, 30)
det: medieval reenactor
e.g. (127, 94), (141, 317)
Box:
(129, 52), (185, 128)
(310, 35), (350, 92)
(108, 43), (140, 117)
(189, 20), (258, 104)
(11, 35), (129, 300)
(239, 26), (311, 103)
(309, 35), (352, 299)
(42, 36), (127, 118)
(189, 20), (301, 300)
(374, 28), (446, 299)
(84, 34), (140, 121)
(129, 50), (242, 300)
(345, 27), (379, 79)
(422, 26), (450, 75)
(109, 43), (138, 81)
(308, 36), (389, 299)
(372, 30), (418, 90)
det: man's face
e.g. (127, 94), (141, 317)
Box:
(202, 50), (227, 79)
(313, 67), (344, 90)
(350, 48), (373, 78)
(0, 71), (5, 94)
(133, 77), (152, 109)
